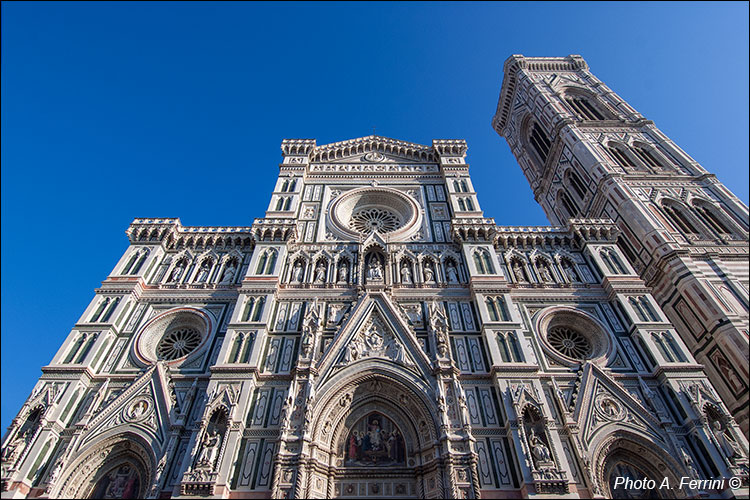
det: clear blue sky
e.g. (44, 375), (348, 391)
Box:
(2, 2), (747, 430)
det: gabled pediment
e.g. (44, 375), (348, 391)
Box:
(80, 363), (175, 450)
(573, 363), (665, 447)
(316, 293), (432, 387)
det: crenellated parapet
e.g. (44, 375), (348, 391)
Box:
(127, 218), (254, 250)
(250, 218), (297, 242)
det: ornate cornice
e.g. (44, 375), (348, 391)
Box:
(492, 54), (588, 135)
(311, 135), (435, 163)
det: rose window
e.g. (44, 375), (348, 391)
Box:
(157, 327), (202, 361)
(547, 326), (592, 360)
(349, 208), (402, 234)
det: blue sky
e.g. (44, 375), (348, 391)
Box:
(2, 2), (748, 430)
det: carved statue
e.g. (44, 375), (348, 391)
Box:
(446, 263), (459, 284)
(681, 448), (699, 479)
(401, 264), (412, 284)
(3, 430), (29, 463)
(197, 430), (221, 468)
(169, 260), (185, 283)
(527, 428), (551, 464)
(314, 263), (326, 283)
(45, 457), (64, 492)
(337, 263), (348, 283)
(429, 301), (450, 356)
(196, 260), (211, 282)
(292, 261), (304, 283)
(562, 260), (579, 282)
(423, 264), (435, 283)
(538, 262), (552, 282)
(367, 257), (383, 281)
(219, 262), (236, 284)
(711, 420), (744, 460)
(512, 261), (526, 282)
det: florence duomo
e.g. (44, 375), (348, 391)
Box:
(2, 54), (748, 500)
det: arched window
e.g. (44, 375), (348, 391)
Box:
(460, 180), (468, 192)
(242, 297), (255, 322)
(633, 146), (663, 170)
(652, 333), (675, 362)
(131, 250), (148, 274)
(458, 198), (467, 211)
(101, 297), (120, 323)
(663, 332), (685, 362)
(265, 250), (277, 274)
(252, 297), (265, 322)
(453, 180), (461, 192)
(465, 197), (475, 211)
(600, 250), (617, 274)
(256, 253), (268, 274)
(473, 252), (485, 274)
(529, 122), (552, 164)
(64, 334), (87, 363)
(692, 202), (732, 236)
(565, 95), (606, 120)
(283, 197), (292, 211)
(288, 179), (296, 192)
(90, 298), (110, 323)
(275, 197), (284, 211)
(122, 252), (139, 275)
(486, 298), (499, 321)
(661, 201), (698, 234)
(281, 180), (289, 192)
(558, 191), (578, 219)
(606, 144), (638, 169)
(566, 170), (587, 200)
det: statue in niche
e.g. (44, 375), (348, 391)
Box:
(423, 263), (435, 283)
(301, 302), (320, 357)
(367, 256), (383, 281)
(197, 430), (221, 468)
(429, 301), (450, 357)
(45, 457), (64, 492)
(314, 262), (326, 283)
(512, 261), (526, 282)
(168, 260), (186, 283)
(292, 261), (304, 283)
(562, 260), (580, 282)
(537, 260), (553, 282)
(527, 428), (551, 465)
(337, 262), (348, 283)
(680, 448), (699, 479)
(446, 263), (459, 284)
(3, 429), (31, 464)
(196, 260), (211, 282)
(401, 263), (412, 284)
(219, 262), (236, 284)
(711, 420), (744, 460)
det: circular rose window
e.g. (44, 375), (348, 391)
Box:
(535, 307), (613, 365)
(133, 308), (213, 365)
(328, 187), (422, 240)
(547, 326), (592, 359)
(157, 327), (202, 360)
(350, 208), (402, 234)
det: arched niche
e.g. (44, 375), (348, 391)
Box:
(593, 431), (686, 499)
(303, 368), (445, 498)
(54, 433), (155, 500)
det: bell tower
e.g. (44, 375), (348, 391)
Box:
(493, 54), (750, 432)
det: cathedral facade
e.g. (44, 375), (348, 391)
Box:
(2, 55), (748, 499)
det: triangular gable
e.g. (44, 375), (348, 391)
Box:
(79, 363), (175, 450)
(316, 293), (433, 386)
(572, 363), (665, 447)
